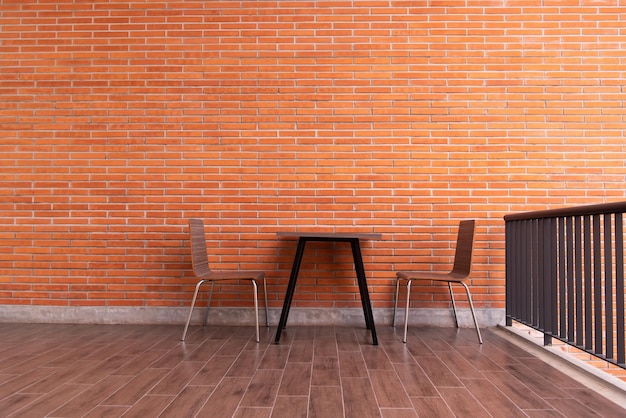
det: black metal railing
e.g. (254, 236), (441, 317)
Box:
(505, 201), (626, 369)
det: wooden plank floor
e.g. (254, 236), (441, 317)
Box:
(0, 323), (623, 417)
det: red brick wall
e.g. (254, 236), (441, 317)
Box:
(1, 1), (625, 315)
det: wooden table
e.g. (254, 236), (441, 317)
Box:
(274, 231), (382, 345)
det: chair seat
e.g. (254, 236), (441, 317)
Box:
(200, 270), (265, 281)
(396, 271), (467, 282)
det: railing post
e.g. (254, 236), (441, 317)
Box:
(544, 334), (552, 346)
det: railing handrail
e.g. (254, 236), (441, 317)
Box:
(504, 201), (626, 222)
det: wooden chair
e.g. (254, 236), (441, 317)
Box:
(181, 218), (269, 342)
(393, 220), (482, 344)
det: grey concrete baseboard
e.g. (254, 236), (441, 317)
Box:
(0, 304), (505, 327)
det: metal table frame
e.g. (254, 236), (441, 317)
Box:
(274, 232), (381, 345)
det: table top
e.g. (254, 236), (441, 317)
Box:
(276, 231), (382, 240)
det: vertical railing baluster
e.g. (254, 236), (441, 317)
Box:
(566, 216), (575, 343)
(532, 219), (539, 328)
(519, 219), (527, 322)
(574, 216), (583, 347)
(548, 217), (558, 340)
(593, 214), (602, 356)
(615, 213), (624, 365)
(513, 220), (520, 322)
(584, 215), (593, 351)
(558, 217), (566, 338)
(604, 214), (614, 360)
(520, 220), (528, 323)
(533, 219), (550, 333)
(505, 221), (513, 326)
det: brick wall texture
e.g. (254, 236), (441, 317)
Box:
(1, 0), (626, 313)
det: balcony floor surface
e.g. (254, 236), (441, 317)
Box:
(0, 323), (623, 417)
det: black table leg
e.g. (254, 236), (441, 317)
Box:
(350, 240), (378, 345)
(351, 241), (372, 330)
(274, 238), (307, 343)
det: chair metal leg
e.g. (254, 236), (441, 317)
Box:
(262, 277), (269, 327)
(202, 281), (215, 326)
(402, 280), (412, 343)
(448, 282), (459, 328)
(392, 278), (401, 328)
(252, 280), (259, 342)
(460, 282), (483, 344)
(181, 279), (208, 341)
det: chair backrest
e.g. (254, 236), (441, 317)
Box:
(450, 220), (475, 277)
(188, 218), (211, 277)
